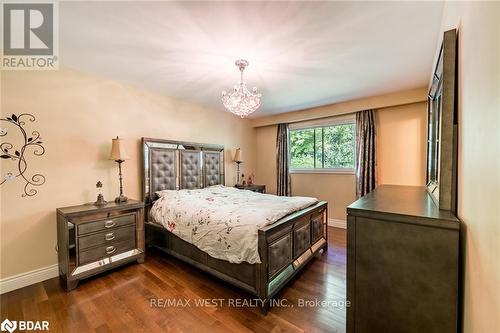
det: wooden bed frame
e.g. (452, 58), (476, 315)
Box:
(142, 138), (328, 313)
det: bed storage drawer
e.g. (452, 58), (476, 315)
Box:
(78, 225), (135, 250)
(294, 221), (311, 258)
(311, 212), (324, 243)
(77, 214), (135, 235)
(268, 233), (292, 278)
(78, 239), (136, 265)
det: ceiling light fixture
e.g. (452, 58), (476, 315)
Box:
(222, 59), (262, 118)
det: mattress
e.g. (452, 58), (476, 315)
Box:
(150, 185), (317, 264)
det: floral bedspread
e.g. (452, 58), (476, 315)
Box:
(150, 185), (318, 264)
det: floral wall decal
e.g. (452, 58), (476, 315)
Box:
(1, 113), (46, 197)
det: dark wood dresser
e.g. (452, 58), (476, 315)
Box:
(346, 185), (460, 333)
(56, 200), (145, 290)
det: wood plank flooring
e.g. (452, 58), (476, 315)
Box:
(0, 227), (346, 333)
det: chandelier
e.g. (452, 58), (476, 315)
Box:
(222, 59), (262, 118)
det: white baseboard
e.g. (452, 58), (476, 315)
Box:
(0, 264), (59, 294)
(328, 218), (347, 229)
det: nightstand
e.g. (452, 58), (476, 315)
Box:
(235, 184), (266, 193)
(56, 200), (144, 290)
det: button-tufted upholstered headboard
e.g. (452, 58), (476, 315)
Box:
(142, 138), (225, 205)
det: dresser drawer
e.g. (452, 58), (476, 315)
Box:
(78, 214), (135, 235)
(78, 225), (135, 250)
(78, 239), (136, 266)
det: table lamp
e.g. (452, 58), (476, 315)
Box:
(109, 136), (129, 203)
(234, 148), (243, 185)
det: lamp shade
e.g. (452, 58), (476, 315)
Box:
(109, 136), (130, 161)
(234, 148), (243, 163)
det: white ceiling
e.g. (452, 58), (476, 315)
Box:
(60, 1), (443, 118)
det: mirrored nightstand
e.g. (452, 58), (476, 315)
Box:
(56, 200), (144, 290)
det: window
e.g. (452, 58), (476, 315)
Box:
(289, 121), (356, 173)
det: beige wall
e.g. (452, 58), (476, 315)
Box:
(0, 68), (256, 279)
(376, 102), (427, 186)
(255, 101), (427, 221)
(437, 2), (500, 332)
(255, 125), (277, 195)
(291, 173), (356, 222)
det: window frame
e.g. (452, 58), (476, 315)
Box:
(288, 117), (356, 175)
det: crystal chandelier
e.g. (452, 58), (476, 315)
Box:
(222, 59), (262, 118)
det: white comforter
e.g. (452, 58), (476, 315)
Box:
(150, 185), (318, 264)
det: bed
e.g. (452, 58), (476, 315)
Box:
(142, 138), (328, 313)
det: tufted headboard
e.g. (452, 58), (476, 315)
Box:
(142, 138), (225, 205)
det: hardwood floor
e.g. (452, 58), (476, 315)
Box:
(0, 227), (346, 333)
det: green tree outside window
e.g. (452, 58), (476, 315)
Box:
(290, 123), (355, 170)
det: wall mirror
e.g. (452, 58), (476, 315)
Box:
(426, 29), (458, 213)
(426, 45), (443, 201)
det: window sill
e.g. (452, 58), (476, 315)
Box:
(290, 169), (355, 175)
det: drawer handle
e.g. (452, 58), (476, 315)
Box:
(106, 246), (116, 255)
(104, 220), (116, 228)
(105, 232), (115, 241)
